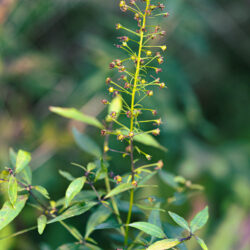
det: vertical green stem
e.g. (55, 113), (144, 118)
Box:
(124, 1), (150, 247)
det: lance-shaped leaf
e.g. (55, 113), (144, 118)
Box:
(37, 214), (47, 235)
(65, 177), (86, 207)
(0, 195), (28, 231)
(134, 133), (167, 151)
(33, 186), (50, 199)
(8, 175), (18, 206)
(85, 206), (111, 238)
(106, 94), (122, 122)
(48, 202), (97, 224)
(195, 236), (208, 250)
(72, 127), (101, 158)
(50, 106), (103, 129)
(168, 211), (190, 231)
(15, 150), (31, 174)
(190, 206), (209, 233)
(59, 170), (75, 181)
(105, 183), (135, 199)
(128, 222), (166, 238)
(147, 238), (181, 250)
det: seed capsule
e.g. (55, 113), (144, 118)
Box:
(109, 87), (114, 93)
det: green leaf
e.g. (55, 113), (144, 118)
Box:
(104, 183), (134, 199)
(37, 214), (47, 235)
(65, 177), (86, 207)
(87, 162), (96, 172)
(190, 206), (209, 233)
(168, 211), (190, 231)
(147, 238), (181, 250)
(106, 95), (122, 122)
(0, 195), (28, 231)
(72, 127), (102, 158)
(18, 165), (32, 185)
(8, 175), (18, 207)
(9, 148), (17, 167)
(134, 133), (167, 151)
(15, 150), (31, 174)
(159, 171), (179, 189)
(85, 206), (111, 238)
(59, 170), (75, 181)
(33, 186), (50, 199)
(148, 203), (162, 228)
(50, 106), (103, 129)
(195, 236), (208, 250)
(128, 222), (166, 238)
(48, 202), (97, 224)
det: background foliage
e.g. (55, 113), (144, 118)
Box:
(0, 0), (249, 249)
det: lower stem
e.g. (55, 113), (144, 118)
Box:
(124, 188), (134, 247)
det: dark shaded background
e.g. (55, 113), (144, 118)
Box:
(0, 0), (250, 249)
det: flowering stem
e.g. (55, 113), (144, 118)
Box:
(124, 0), (150, 247)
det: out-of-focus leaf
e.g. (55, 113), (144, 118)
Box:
(37, 214), (47, 235)
(9, 148), (17, 168)
(134, 133), (167, 151)
(147, 239), (181, 250)
(105, 183), (135, 199)
(159, 171), (178, 189)
(72, 127), (102, 158)
(195, 236), (208, 250)
(50, 107), (103, 129)
(148, 203), (162, 228)
(168, 211), (190, 231)
(48, 202), (97, 224)
(65, 177), (86, 207)
(85, 206), (111, 238)
(190, 206), (209, 233)
(95, 217), (120, 230)
(136, 203), (165, 212)
(33, 186), (50, 199)
(128, 222), (166, 238)
(18, 165), (32, 185)
(59, 170), (75, 181)
(0, 170), (9, 183)
(8, 175), (17, 207)
(15, 150), (31, 174)
(87, 162), (96, 172)
(0, 195), (28, 231)
(57, 242), (101, 250)
(106, 94), (122, 122)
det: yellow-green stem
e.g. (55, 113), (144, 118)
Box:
(125, 1), (150, 247)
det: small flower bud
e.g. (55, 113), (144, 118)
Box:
(161, 45), (167, 51)
(155, 118), (162, 125)
(129, 131), (134, 137)
(131, 55), (136, 61)
(126, 145), (131, 153)
(101, 130), (107, 136)
(160, 31), (166, 36)
(124, 82), (130, 88)
(119, 0), (126, 7)
(147, 90), (153, 96)
(163, 12), (170, 17)
(126, 111), (131, 118)
(109, 62), (115, 69)
(152, 110), (157, 116)
(146, 50), (152, 56)
(158, 3), (165, 10)
(109, 87), (114, 93)
(110, 111), (116, 118)
(146, 154), (152, 160)
(115, 59), (122, 66)
(157, 57), (164, 64)
(129, 0), (135, 5)
(121, 75), (127, 81)
(118, 65), (125, 72)
(106, 77), (111, 84)
(155, 160), (164, 170)
(122, 42), (127, 47)
(152, 128), (160, 136)
(149, 5), (157, 10)
(141, 79), (146, 84)
(132, 180), (138, 187)
(104, 145), (109, 152)
(159, 82), (165, 88)
(114, 175), (122, 184)
(117, 134), (124, 141)
(155, 68), (162, 74)
(102, 99), (109, 104)
(134, 13), (140, 20)
(116, 23), (122, 29)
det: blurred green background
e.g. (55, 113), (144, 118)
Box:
(0, 0), (249, 249)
